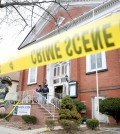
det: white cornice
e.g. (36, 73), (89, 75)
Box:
(60, 0), (106, 6)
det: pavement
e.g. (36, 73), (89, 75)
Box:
(0, 125), (120, 134)
(102, 127), (120, 134)
(0, 125), (62, 134)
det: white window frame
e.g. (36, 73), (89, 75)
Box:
(28, 67), (37, 85)
(53, 62), (67, 77)
(86, 52), (107, 73)
(61, 62), (67, 76)
(54, 64), (60, 77)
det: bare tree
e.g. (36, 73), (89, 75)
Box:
(0, 0), (72, 31)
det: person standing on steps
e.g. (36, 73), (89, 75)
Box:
(42, 84), (49, 104)
(36, 84), (43, 103)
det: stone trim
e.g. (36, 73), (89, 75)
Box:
(86, 69), (108, 75)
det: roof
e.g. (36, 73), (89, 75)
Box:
(18, 0), (119, 50)
(18, 0), (105, 50)
(0, 72), (20, 81)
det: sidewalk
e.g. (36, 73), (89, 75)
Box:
(0, 124), (120, 134)
(0, 125), (63, 134)
(25, 126), (62, 134)
(19, 125), (120, 134)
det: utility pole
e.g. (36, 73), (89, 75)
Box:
(95, 53), (100, 122)
(93, 10), (100, 122)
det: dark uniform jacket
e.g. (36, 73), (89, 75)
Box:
(42, 87), (49, 93)
(0, 83), (9, 107)
(36, 87), (43, 93)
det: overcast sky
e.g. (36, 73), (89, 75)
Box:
(0, 24), (30, 63)
(0, 0), (48, 64)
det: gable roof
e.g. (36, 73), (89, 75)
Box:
(18, 0), (120, 50)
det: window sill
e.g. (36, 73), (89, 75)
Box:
(27, 82), (37, 86)
(86, 68), (108, 75)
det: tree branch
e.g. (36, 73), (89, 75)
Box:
(36, 3), (61, 32)
(0, 1), (55, 8)
(0, 0), (73, 32)
(31, 5), (34, 28)
(0, 1), (73, 21)
(12, 5), (28, 26)
(22, 5), (56, 26)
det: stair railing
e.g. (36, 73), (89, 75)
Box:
(50, 96), (61, 109)
(4, 94), (17, 109)
(33, 91), (56, 120)
(17, 90), (33, 104)
(17, 90), (61, 120)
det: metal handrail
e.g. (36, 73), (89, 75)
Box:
(17, 90), (60, 120)
(4, 94), (18, 109)
(17, 90), (33, 104)
(51, 96), (61, 109)
(33, 91), (56, 120)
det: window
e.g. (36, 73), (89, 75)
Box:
(54, 64), (60, 77)
(53, 62), (68, 84)
(61, 63), (67, 75)
(28, 67), (37, 84)
(86, 52), (107, 73)
(56, 17), (65, 26)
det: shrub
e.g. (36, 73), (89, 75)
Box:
(99, 97), (120, 124)
(45, 119), (55, 130)
(86, 119), (99, 130)
(0, 113), (12, 121)
(60, 96), (75, 110)
(58, 96), (81, 133)
(59, 119), (79, 134)
(22, 115), (37, 124)
(73, 99), (86, 112)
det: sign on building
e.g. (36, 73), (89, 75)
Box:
(13, 105), (31, 116)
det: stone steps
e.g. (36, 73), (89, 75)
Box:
(34, 102), (60, 125)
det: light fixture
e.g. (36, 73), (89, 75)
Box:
(65, 75), (68, 82)
(44, 79), (47, 84)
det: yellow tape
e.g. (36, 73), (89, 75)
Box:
(0, 98), (21, 121)
(0, 12), (120, 74)
(4, 99), (21, 119)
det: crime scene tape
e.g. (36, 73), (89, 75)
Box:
(0, 12), (120, 75)
(0, 98), (21, 121)
(4, 99), (21, 119)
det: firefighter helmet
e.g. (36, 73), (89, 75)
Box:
(1, 76), (12, 86)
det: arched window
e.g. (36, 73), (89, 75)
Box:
(53, 62), (67, 77)
(54, 64), (60, 77)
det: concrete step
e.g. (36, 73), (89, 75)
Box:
(39, 108), (59, 113)
(44, 112), (59, 116)
(45, 116), (59, 122)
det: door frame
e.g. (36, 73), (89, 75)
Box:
(91, 96), (108, 123)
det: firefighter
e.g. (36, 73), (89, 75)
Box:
(0, 76), (12, 113)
